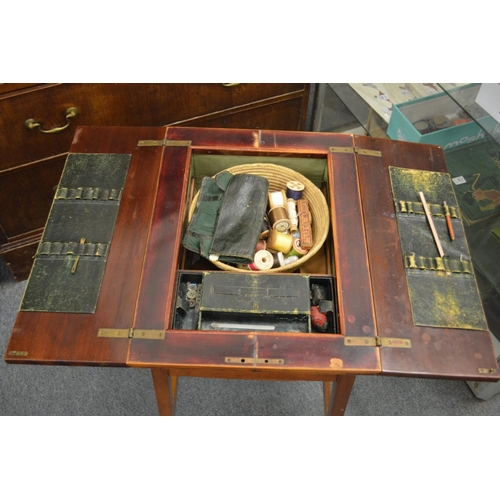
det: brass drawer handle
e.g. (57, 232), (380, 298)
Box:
(25, 107), (79, 134)
(222, 83), (240, 87)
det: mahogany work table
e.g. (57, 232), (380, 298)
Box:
(5, 126), (499, 415)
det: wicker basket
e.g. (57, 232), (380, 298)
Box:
(188, 163), (330, 273)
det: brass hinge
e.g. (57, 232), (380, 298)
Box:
(329, 146), (382, 157)
(344, 336), (412, 348)
(137, 139), (192, 147)
(478, 368), (497, 374)
(97, 328), (165, 340)
(225, 357), (284, 365)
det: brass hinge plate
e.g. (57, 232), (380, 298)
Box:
(344, 336), (412, 348)
(478, 368), (497, 374)
(137, 139), (192, 147)
(98, 328), (165, 340)
(225, 357), (284, 365)
(329, 146), (382, 157)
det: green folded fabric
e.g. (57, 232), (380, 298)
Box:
(182, 171), (234, 258)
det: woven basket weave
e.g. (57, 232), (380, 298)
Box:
(188, 163), (330, 273)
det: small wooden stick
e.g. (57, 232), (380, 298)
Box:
(419, 191), (444, 258)
(443, 201), (455, 241)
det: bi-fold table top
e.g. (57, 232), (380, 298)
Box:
(5, 126), (499, 384)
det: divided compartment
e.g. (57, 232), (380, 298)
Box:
(173, 152), (341, 336)
(173, 271), (339, 334)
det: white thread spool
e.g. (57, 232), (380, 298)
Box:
(283, 255), (299, 266)
(251, 249), (274, 270)
(287, 199), (298, 232)
(268, 190), (286, 209)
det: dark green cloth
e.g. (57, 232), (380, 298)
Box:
(182, 171), (234, 258)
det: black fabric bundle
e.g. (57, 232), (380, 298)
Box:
(183, 172), (269, 265)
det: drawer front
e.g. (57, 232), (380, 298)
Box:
(1, 83), (308, 171)
(187, 95), (308, 130)
(1, 240), (40, 281)
(0, 156), (65, 238)
(0, 83), (40, 95)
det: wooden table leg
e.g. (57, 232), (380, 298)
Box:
(324, 374), (356, 416)
(151, 368), (178, 416)
(323, 381), (332, 415)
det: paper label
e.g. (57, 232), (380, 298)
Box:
(452, 176), (467, 185)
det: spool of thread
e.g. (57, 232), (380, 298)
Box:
(259, 216), (270, 239)
(272, 252), (285, 268)
(286, 238), (309, 258)
(268, 190), (287, 209)
(268, 206), (290, 232)
(267, 230), (293, 254)
(248, 250), (274, 270)
(283, 255), (298, 266)
(286, 180), (305, 200)
(286, 199), (298, 232)
(254, 240), (267, 252)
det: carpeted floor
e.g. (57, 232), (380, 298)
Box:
(1, 256), (499, 416)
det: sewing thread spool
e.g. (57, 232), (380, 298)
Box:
(286, 238), (309, 258)
(271, 252), (283, 268)
(283, 255), (298, 266)
(277, 252), (285, 267)
(248, 250), (274, 271)
(286, 181), (305, 200)
(267, 230), (293, 254)
(286, 199), (298, 232)
(268, 190), (287, 209)
(248, 249), (274, 270)
(254, 239), (267, 252)
(268, 206), (290, 232)
(271, 252), (282, 268)
(286, 180), (305, 200)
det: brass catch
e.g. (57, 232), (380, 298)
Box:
(478, 368), (497, 374)
(137, 140), (192, 147)
(355, 148), (382, 157)
(225, 357), (284, 365)
(344, 336), (412, 348)
(329, 146), (382, 157)
(329, 146), (354, 154)
(97, 328), (165, 339)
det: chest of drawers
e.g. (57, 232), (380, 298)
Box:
(0, 83), (312, 280)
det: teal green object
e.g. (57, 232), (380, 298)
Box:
(387, 85), (496, 151)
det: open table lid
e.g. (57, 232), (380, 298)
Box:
(353, 135), (497, 379)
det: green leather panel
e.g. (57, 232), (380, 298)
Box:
(389, 166), (487, 330)
(20, 153), (131, 313)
